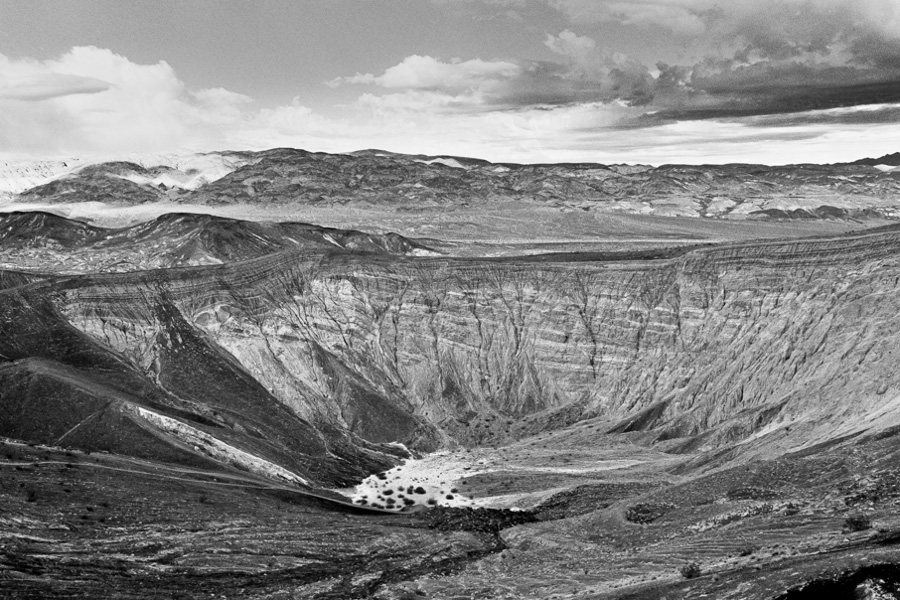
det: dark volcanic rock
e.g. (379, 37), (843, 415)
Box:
(420, 506), (537, 534)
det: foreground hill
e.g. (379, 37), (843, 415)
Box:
(0, 211), (432, 272)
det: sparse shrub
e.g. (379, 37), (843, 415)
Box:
(396, 587), (427, 600)
(843, 514), (872, 532)
(680, 562), (702, 579)
(783, 502), (801, 516)
(727, 486), (777, 501)
(625, 502), (676, 524)
(738, 544), (757, 557)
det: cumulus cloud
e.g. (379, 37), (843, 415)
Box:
(0, 46), (244, 154)
(328, 55), (521, 91)
(549, 0), (711, 35)
(442, 0), (900, 113)
(332, 42), (656, 112)
(1, 44), (898, 166)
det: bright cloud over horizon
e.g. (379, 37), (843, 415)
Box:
(0, 0), (898, 165)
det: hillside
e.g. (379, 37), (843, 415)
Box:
(5, 148), (900, 222)
(0, 211), (433, 272)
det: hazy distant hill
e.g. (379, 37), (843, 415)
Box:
(8, 148), (900, 220)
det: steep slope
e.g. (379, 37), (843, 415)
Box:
(33, 224), (900, 461)
(0, 284), (411, 487)
(0, 211), (105, 247)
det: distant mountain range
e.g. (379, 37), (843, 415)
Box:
(852, 152), (900, 167)
(3, 148), (900, 220)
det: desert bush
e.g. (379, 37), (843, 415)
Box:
(680, 562), (702, 579)
(843, 514), (872, 532)
(738, 544), (757, 557)
(727, 486), (777, 501)
(625, 502), (676, 524)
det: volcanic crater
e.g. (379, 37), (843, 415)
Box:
(2, 149), (900, 599)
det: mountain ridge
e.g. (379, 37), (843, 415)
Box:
(5, 148), (900, 222)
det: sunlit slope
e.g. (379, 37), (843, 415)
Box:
(35, 224), (900, 459)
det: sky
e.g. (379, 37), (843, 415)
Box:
(0, 0), (898, 164)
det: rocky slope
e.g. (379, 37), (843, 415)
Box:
(0, 211), (432, 272)
(0, 223), (896, 466)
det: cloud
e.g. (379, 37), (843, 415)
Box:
(332, 44), (656, 111)
(328, 55), (521, 93)
(191, 87), (253, 108)
(549, 0), (711, 35)
(0, 64), (110, 101)
(544, 29), (596, 59)
(0, 46), (265, 155)
(543, 30), (654, 104)
(1, 44), (898, 167)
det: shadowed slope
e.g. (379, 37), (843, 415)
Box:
(0, 286), (406, 487)
(0, 211), (104, 247)
(0, 210), (433, 272)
